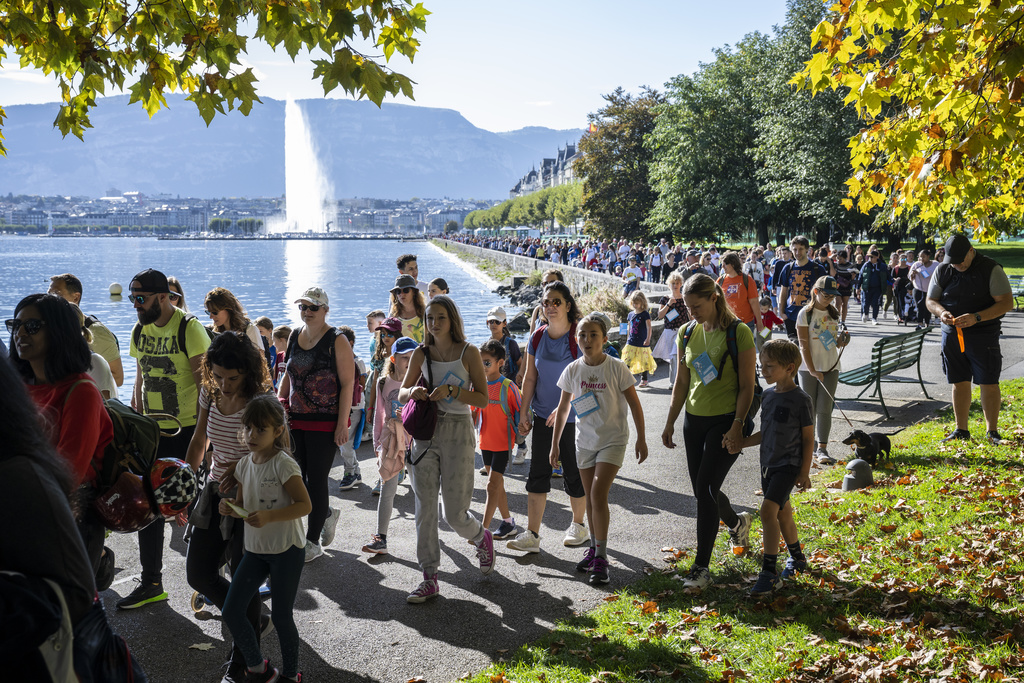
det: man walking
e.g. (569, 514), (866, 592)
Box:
(118, 268), (211, 609)
(926, 234), (1013, 444)
(777, 236), (825, 341)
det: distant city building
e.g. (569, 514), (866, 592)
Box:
(509, 143), (580, 198)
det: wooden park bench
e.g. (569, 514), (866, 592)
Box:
(838, 326), (933, 420)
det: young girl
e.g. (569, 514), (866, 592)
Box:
(390, 274), (426, 342)
(398, 295), (493, 603)
(621, 290), (657, 388)
(361, 336), (417, 555)
(367, 317), (403, 496)
(550, 313), (647, 584)
(427, 278), (449, 300)
(221, 395), (311, 683)
(796, 276), (846, 466)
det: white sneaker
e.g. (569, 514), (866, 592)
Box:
(681, 566), (713, 591)
(563, 521), (590, 547)
(320, 507), (340, 547)
(861, 314), (866, 323)
(512, 445), (527, 466)
(506, 530), (541, 553)
(815, 448), (837, 465)
(727, 511), (752, 554)
(304, 540), (324, 563)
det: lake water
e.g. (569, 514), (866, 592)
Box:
(0, 236), (507, 392)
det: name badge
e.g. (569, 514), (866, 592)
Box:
(759, 326), (772, 339)
(666, 308), (680, 322)
(819, 329), (837, 351)
(571, 391), (600, 418)
(692, 351), (719, 385)
(439, 371), (464, 404)
(619, 323), (629, 336)
(390, 400), (403, 419)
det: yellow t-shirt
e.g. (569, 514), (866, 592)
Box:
(678, 321), (755, 416)
(130, 309), (212, 428)
(400, 316), (424, 343)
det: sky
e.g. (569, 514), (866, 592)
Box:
(0, 1), (792, 133)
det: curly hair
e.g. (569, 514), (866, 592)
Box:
(204, 287), (250, 334)
(201, 331), (272, 401)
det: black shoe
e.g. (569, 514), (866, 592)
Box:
(941, 429), (971, 443)
(987, 430), (1005, 445)
(95, 546), (115, 592)
(221, 656), (246, 683)
(115, 580), (168, 609)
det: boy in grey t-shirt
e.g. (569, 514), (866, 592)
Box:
(733, 339), (814, 596)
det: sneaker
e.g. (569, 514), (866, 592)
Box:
(303, 540), (324, 563)
(941, 429), (971, 443)
(243, 659), (279, 683)
(339, 472), (361, 490)
(116, 580), (168, 610)
(259, 613), (274, 639)
(506, 530), (541, 553)
(512, 445), (527, 466)
(871, 319), (878, 325)
(576, 546), (596, 572)
(638, 380), (649, 388)
(371, 479), (382, 496)
(780, 556), (807, 579)
(551, 463), (564, 478)
(681, 566), (713, 591)
(479, 466), (488, 476)
(860, 314), (867, 323)
(476, 529), (495, 574)
(221, 656), (246, 683)
(563, 521), (590, 547)
(815, 449), (837, 465)
(362, 534), (388, 554)
(494, 519), (517, 540)
(728, 511), (752, 554)
(749, 570), (783, 596)
(987, 430), (1005, 445)
(589, 555), (610, 585)
(96, 546), (115, 592)
(406, 574), (440, 603)
(320, 507), (340, 547)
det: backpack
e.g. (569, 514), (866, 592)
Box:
(679, 320), (762, 437)
(501, 335), (520, 379)
(132, 312), (214, 358)
(496, 377), (522, 451)
(84, 314), (120, 351)
(530, 322), (579, 360)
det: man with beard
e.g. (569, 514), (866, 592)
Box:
(117, 268), (211, 609)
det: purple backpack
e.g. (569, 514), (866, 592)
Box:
(401, 345), (437, 460)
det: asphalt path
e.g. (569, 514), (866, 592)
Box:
(102, 309), (1024, 682)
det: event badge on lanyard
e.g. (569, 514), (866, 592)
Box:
(819, 329), (837, 352)
(666, 308), (680, 322)
(693, 325), (721, 385)
(571, 392), (600, 418)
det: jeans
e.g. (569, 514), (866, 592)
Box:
(223, 544), (304, 677)
(682, 412), (740, 568)
(139, 425), (195, 585)
(338, 409), (363, 475)
(292, 428), (337, 544)
(863, 288), (882, 320)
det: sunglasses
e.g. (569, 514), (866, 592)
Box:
(128, 293), (155, 305)
(205, 309), (219, 317)
(394, 287), (416, 294)
(298, 304), (321, 312)
(168, 292), (180, 301)
(381, 330), (399, 337)
(6, 318), (46, 335)
(486, 320), (502, 325)
(542, 298), (564, 308)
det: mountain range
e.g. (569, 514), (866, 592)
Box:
(0, 95), (584, 200)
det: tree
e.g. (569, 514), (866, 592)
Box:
(575, 87), (664, 240)
(443, 219), (458, 234)
(794, 0), (1024, 240)
(0, 1), (429, 156)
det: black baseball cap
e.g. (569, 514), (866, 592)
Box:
(943, 233), (973, 265)
(130, 268), (170, 293)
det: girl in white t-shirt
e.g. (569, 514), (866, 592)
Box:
(221, 395), (311, 683)
(796, 276), (848, 466)
(549, 313), (648, 585)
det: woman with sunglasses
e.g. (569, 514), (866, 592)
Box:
(390, 274), (426, 343)
(205, 287), (264, 352)
(507, 281), (589, 556)
(277, 287), (354, 563)
(168, 276), (189, 312)
(7, 293), (113, 574)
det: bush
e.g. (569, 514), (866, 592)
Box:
(525, 270), (544, 287)
(576, 285), (630, 323)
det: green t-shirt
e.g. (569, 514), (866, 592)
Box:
(129, 309), (212, 428)
(678, 321), (755, 417)
(87, 319), (120, 366)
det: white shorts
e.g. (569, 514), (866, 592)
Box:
(576, 444), (626, 469)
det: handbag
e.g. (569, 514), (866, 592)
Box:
(400, 345), (437, 459)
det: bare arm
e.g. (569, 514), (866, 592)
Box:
(132, 361), (142, 410)
(623, 385), (648, 463)
(778, 286), (790, 319)
(796, 322), (820, 380)
(188, 354), (204, 419)
(722, 346), (756, 454)
(431, 343), (487, 409)
(518, 350), (538, 436)
(398, 348), (428, 404)
(333, 334), (354, 446)
(644, 318), (652, 346)
(796, 424), (814, 489)
(108, 356), (124, 387)
(548, 390), (573, 466)
(662, 347), (690, 448)
(185, 399), (210, 473)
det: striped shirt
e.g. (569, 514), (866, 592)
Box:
(199, 387), (249, 482)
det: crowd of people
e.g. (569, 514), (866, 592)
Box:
(2, 233), (1014, 681)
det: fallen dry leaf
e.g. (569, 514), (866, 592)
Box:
(188, 642), (215, 651)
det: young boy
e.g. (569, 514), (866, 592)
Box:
(337, 326), (368, 491)
(476, 340), (521, 540)
(732, 339), (813, 595)
(272, 325), (291, 387)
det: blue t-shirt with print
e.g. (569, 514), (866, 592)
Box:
(779, 260), (825, 320)
(626, 310), (651, 346)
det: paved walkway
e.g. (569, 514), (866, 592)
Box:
(103, 310), (1024, 682)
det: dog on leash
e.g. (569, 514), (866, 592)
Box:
(841, 429), (895, 467)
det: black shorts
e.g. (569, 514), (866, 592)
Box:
(761, 464), (800, 507)
(940, 325), (1002, 385)
(526, 419), (584, 498)
(482, 449), (510, 474)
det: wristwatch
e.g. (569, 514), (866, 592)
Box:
(975, 313), (982, 323)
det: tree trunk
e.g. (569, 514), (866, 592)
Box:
(755, 220), (769, 248)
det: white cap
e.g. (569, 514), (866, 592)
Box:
(295, 287), (329, 307)
(486, 306), (507, 322)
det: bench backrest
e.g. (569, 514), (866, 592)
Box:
(872, 327), (930, 375)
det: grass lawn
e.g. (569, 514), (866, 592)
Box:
(467, 380), (1024, 683)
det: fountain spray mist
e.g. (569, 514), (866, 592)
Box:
(282, 98), (336, 233)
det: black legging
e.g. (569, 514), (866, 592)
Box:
(682, 412), (740, 568)
(292, 428), (337, 543)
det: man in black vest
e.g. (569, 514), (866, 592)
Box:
(926, 234), (1013, 444)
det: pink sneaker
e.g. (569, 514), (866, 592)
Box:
(476, 529), (495, 575)
(406, 574), (439, 603)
